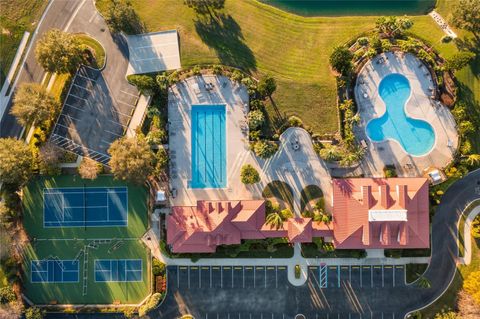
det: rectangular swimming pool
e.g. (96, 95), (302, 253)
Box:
(191, 104), (226, 188)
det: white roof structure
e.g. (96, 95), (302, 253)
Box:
(156, 190), (166, 202)
(126, 30), (181, 75)
(368, 209), (408, 222)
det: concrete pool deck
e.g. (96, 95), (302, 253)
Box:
(354, 52), (458, 177)
(168, 75), (257, 206)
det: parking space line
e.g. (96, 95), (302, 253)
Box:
(76, 73), (96, 82)
(338, 266), (341, 287)
(393, 265), (395, 287)
(199, 267), (201, 288)
(371, 266), (373, 287)
(177, 266), (179, 288)
(231, 267), (234, 288)
(121, 89), (139, 98)
(275, 266), (278, 288)
(220, 267), (223, 288)
(382, 265), (385, 287)
(265, 267), (267, 288)
(188, 266), (190, 289)
(243, 267), (245, 288)
(116, 99), (136, 108)
(359, 266), (362, 287)
(73, 83), (93, 93)
(69, 93), (87, 102)
(253, 267), (255, 288)
(349, 265), (352, 282)
(105, 130), (122, 137)
(210, 266), (212, 288)
(64, 103), (85, 113)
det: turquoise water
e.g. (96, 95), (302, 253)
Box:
(191, 104), (226, 188)
(261, 0), (435, 16)
(365, 73), (435, 156)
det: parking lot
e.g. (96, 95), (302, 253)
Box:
(158, 264), (408, 318)
(50, 66), (138, 164)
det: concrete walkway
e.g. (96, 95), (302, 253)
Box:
(429, 10), (457, 39)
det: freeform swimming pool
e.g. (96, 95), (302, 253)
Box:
(365, 73), (435, 156)
(191, 104), (226, 188)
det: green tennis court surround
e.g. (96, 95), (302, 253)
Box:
(22, 175), (150, 305)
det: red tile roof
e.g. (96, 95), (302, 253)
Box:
(332, 178), (430, 249)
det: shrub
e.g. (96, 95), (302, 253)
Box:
(127, 75), (157, 95)
(288, 115), (303, 127)
(441, 35), (453, 43)
(383, 165), (397, 178)
(146, 128), (167, 145)
(459, 120), (476, 136)
(252, 140), (278, 159)
(318, 144), (342, 162)
(167, 71), (180, 85)
(240, 164), (260, 184)
(249, 130), (261, 141)
(366, 48), (377, 59)
(0, 287), (16, 304)
(417, 49), (435, 66)
(370, 36), (382, 52)
(212, 64), (223, 75)
(25, 307), (45, 319)
(138, 293), (162, 317)
(381, 39), (392, 52)
(247, 110), (265, 130)
(357, 37), (369, 46)
(460, 140), (473, 155)
(294, 265), (301, 279)
(230, 69), (243, 82)
(472, 215), (480, 239)
(192, 65), (201, 75)
(152, 258), (165, 276)
(249, 99), (264, 111)
(329, 46), (353, 76)
(279, 208), (293, 220)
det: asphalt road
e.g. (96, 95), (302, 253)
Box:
(0, 0), (85, 138)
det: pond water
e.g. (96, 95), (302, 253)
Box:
(260, 0), (436, 16)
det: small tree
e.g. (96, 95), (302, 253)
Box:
(466, 154), (480, 167)
(184, 0), (225, 17)
(78, 157), (102, 180)
(444, 52), (475, 71)
(257, 75), (276, 98)
(252, 140), (278, 159)
(35, 29), (83, 73)
(452, 0), (480, 36)
(0, 287), (16, 304)
(127, 75), (156, 95)
(240, 164), (260, 184)
(279, 208), (293, 220)
(108, 136), (154, 184)
(154, 148), (169, 176)
(25, 307), (45, 319)
(104, 0), (144, 34)
(464, 271), (480, 305)
(459, 120), (476, 136)
(38, 142), (62, 175)
(11, 83), (58, 126)
(329, 46), (353, 76)
(0, 138), (33, 186)
(247, 110), (265, 130)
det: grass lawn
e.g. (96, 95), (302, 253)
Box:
(406, 263), (428, 283)
(76, 33), (106, 69)
(99, 0), (472, 137)
(0, 0), (48, 86)
(21, 175), (150, 304)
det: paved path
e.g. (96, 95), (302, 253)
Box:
(429, 10), (457, 39)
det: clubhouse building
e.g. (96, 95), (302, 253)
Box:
(166, 178), (430, 253)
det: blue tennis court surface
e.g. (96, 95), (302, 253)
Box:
(43, 187), (128, 227)
(31, 260), (79, 283)
(95, 259), (142, 282)
(191, 104), (226, 189)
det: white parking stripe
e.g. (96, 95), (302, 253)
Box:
(120, 90), (138, 98)
(76, 73), (96, 82)
(105, 130), (122, 137)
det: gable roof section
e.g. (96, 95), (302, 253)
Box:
(167, 200), (265, 253)
(332, 178), (429, 249)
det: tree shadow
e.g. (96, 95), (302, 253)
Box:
(194, 13), (256, 72)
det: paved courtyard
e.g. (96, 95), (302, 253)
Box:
(354, 52), (458, 177)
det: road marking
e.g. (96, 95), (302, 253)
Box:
(253, 267), (256, 288)
(338, 266), (341, 287)
(210, 267), (212, 288)
(278, 266), (286, 270)
(371, 266), (373, 288)
(275, 266), (278, 288)
(202, 266), (209, 270)
(349, 265), (352, 282)
(176, 266), (179, 288)
(393, 265), (395, 287)
(220, 267), (223, 288)
(265, 266), (267, 288)
(231, 267), (234, 288)
(120, 89), (139, 98)
(382, 265), (385, 287)
(243, 267), (245, 288)
(199, 267), (201, 288)
(188, 267), (190, 289)
(360, 265), (362, 287)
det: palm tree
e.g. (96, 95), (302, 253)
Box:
(265, 212), (284, 230)
(466, 154), (480, 166)
(416, 276), (431, 289)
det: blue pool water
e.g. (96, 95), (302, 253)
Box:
(191, 104), (226, 188)
(365, 73), (435, 156)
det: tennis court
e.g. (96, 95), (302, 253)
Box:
(43, 187), (128, 227)
(95, 259), (142, 282)
(31, 259), (79, 283)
